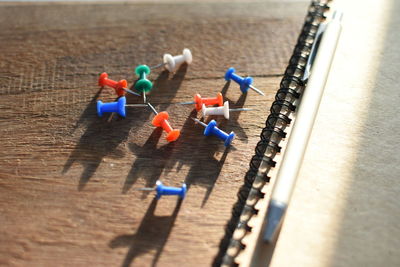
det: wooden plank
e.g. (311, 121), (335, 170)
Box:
(0, 2), (307, 266)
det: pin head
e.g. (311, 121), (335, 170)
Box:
(96, 96), (126, 118)
(98, 72), (108, 86)
(117, 97), (127, 117)
(99, 72), (128, 96)
(223, 101), (230, 120)
(194, 92), (224, 111)
(152, 111), (181, 142)
(224, 132), (235, 146)
(152, 111), (169, 127)
(135, 65), (153, 93)
(179, 183), (187, 199)
(216, 93), (224, 107)
(166, 129), (180, 142)
(135, 79), (152, 92)
(182, 48), (193, 64)
(201, 101), (230, 119)
(163, 48), (192, 72)
(194, 94), (203, 111)
(204, 120), (217, 136)
(155, 180), (163, 199)
(135, 65), (151, 76)
(240, 77), (253, 93)
(118, 80), (128, 89)
(115, 88), (127, 97)
(224, 67), (236, 81)
(97, 100), (104, 117)
(202, 104), (207, 117)
(163, 54), (175, 72)
(155, 180), (187, 199)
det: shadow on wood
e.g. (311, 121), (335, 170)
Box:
(72, 86), (104, 132)
(62, 95), (134, 191)
(109, 197), (182, 267)
(160, 109), (229, 207)
(62, 65), (187, 191)
(121, 65), (188, 193)
(123, 128), (175, 194)
(220, 81), (249, 140)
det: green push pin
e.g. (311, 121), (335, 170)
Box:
(134, 65), (153, 102)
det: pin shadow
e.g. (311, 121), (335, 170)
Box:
(153, 64), (187, 112)
(130, 63), (187, 110)
(62, 95), (137, 191)
(196, 146), (228, 208)
(122, 128), (175, 195)
(220, 81), (231, 97)
(72, 86), (103, 132)
(219, 80), (249, 140)
(197, 116), (229, 207)
(121, 64), (187, 193)
(63, 63), (187, 191)
(163, 110), (229, 207)
(223, 93), (248, 140)
(109, 197), (182, 267)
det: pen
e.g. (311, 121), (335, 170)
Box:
(263, 11), (343, 243)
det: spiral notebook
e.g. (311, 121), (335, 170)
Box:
(216, 1), (331, 266)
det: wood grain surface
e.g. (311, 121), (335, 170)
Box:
(0, 2), (307, 266)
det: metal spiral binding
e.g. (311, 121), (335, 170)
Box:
(213, 1), (331, 266)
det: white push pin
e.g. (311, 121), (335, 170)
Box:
(151, 48), (193, 72)
(201, 101), (252, 120)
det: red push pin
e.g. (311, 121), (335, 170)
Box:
(148, 103), (180, 142)
(98, 72), (140, 97)
(178, 93), (224, 111)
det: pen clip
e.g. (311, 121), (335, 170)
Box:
(302, 22), (327, 82)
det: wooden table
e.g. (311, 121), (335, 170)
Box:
(0, 1), (307, 266)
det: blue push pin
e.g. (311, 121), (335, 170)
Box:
(156, 181), (187, 199)
(136, 180), (187, 199)
(97, 96), (147, 118)
(191, 118), (235, 146)
(224, 67), (265, 96)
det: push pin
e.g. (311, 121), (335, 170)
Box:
(191, 118), (235, 146)
(97, 96), (147, 118)
(179, 93), (224, 111)
(134, 65), (153, 102)
(202, 101), (252, 119)
(148, 103), (180, 142)
(98, 72), (140, 97)
(225, 67), (265, 96)
(137, 180), (187, 199)
(151, 48), (192, 72)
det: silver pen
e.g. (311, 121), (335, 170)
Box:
(263, 11), (343, 243)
